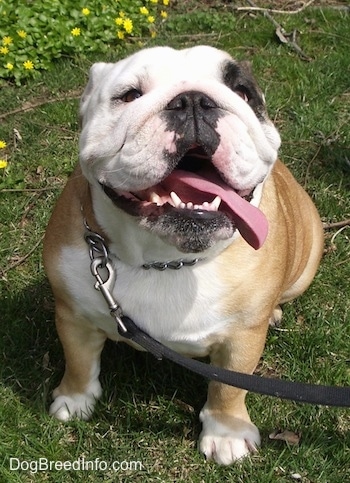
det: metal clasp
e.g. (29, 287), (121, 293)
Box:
(90, 257), (127, 333)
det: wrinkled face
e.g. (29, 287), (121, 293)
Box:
(79, 46), (281, 253)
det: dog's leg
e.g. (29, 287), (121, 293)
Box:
(49, 303), (106, 422)
(199, 323), (268, 465)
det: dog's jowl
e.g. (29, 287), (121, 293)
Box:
(43, 46), (324, 465)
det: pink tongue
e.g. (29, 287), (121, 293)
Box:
(165, 170), (268, 250)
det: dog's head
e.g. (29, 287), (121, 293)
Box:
(79, 46), (281, 254)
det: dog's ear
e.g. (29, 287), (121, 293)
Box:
(237, 60), (263, 95)
(79, 62), (113, 126)
(237, 60), (253, 75)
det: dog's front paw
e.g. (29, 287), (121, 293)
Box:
(49, 381), (102, 422)
(199, 407), (260, 465)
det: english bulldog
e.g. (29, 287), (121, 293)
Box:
(43, 45), (324, 465)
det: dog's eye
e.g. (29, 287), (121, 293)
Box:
(120, 89), (142, 103)
(234, 86), (250, 103)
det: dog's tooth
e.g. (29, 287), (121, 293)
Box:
(170, 193), (221, 212)
(150, 192), (162, 206)
(170, 191), (182, 207)
(211, 196), (221, 211)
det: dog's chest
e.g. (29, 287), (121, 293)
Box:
(60, 246), (231, 356)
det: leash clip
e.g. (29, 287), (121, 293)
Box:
(84, 217), (127, 334)
(90, 257), (127, 334)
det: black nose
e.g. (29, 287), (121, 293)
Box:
(166, 91), (218, 121)
(163, 91), (221, 156)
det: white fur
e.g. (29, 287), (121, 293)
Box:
(79, 46), (280, 197)
(199, 404), (261, 464)
(49, 361), (102, 421)
(51, 241), (236, 425)
(58, 244), (233, 355)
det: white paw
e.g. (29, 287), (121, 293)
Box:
(199, 407), (261, 465)
(269, 305), (283, 327)
(49, 381), (102, 422)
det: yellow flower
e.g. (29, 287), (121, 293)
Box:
(163, 0), (169, 5)
(17, 30), (27, 38)
(0, 159), (8, 169)
(151, 31), (157, 39)
(82, 7), (90, 15)
(140, 6), (149, 15)
(5, 62), (13, 70)
(23, 60), (34, 70)
(123, 18), (133, 34)
(71, 27), (81, 36)
(161, 10), (168, 18)
(147, 16), (155, 23)
(117, 30), (124, 40)
(150, 0), (158, 3)
(119, 11), (125, 18)
(0, 46), (9, 54)
(115, 17), (123, 26)
(2, 36), (12, 45)
(0, 140), (7, 149)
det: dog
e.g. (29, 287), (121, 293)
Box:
(43, 45), (324, 465)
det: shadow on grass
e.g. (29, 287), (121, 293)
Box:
(1, 277), (206, 438)
(2, 277), (348, 453)
(318, 143), (350, 178)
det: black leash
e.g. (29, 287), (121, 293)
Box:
(118, 315), (350, 408)
(84, 222), (350, 408)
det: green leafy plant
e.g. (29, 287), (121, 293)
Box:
(0, 140), (8, 185)
(0, 0), (170, 85)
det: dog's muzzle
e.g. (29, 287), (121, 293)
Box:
(100, 90), (269, 253)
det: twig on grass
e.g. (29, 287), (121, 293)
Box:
(237, 0), (315, 16)
(0, 235), (44, 280)
(303, 145), (322, 189)
(244, 0), (312, 61)
(335, 256), (350, 267)
(323, 219), (350, 230)
(0, 90), (81, 121)
(1, 187), (62, 193)
(0, 191), (48, 278)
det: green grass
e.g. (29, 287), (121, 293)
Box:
(1, 2), (349, 482)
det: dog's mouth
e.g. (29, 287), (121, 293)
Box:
(101, 147), (268, 250)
